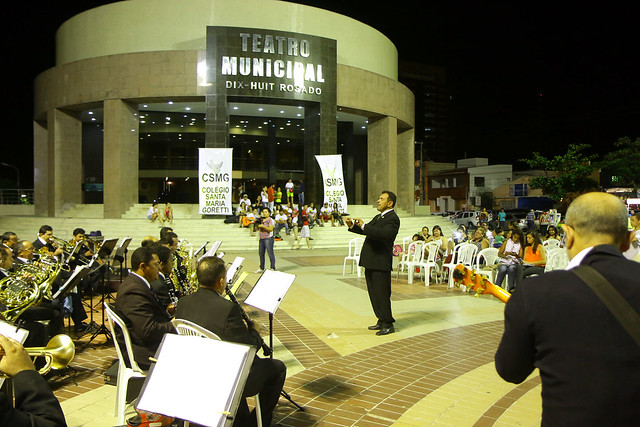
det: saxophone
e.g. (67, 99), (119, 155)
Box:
(0, 256), (62, 323)
(171, 246), (198, 296)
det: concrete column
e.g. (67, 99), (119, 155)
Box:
(36, 109), (82, 216)
(397, 128), (415, 215)
(33, 121), (49, 216)
(103, 99), (139, 218)
(367, 116), (398, 206)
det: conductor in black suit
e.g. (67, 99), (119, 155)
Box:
(346, 191), (400, 336)
(175, 256), (286, 427)
(495, 192), (640, 424)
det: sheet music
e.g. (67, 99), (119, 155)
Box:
(226, 257), (244, 283)
(137, 334), (254, 427)
(198, 241), (222, 263)
(52, 265), (90, 299)
(244, 269), (296, 314)
(0, 320), (29, 388)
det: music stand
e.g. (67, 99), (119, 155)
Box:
(112, 237), (132, 282)
(137, 334), (256, 427)
(194, 241), (210, 258)
(226, 257), (245, 285)
(244, 270), (303, 411)
(84, 238), (119, 347)
(53, 265), (91, 300)
(198, 241), (222, 262)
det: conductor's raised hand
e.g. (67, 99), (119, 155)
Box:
(344, 216), (354, 228)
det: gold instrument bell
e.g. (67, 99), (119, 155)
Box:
(0, 334), (75, 377)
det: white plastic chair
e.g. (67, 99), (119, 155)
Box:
(171, 318), (221, 339)
(441, 242), (464, 287)
(343, 238), (364, 277)
(543, 238), (560, 249)
(545, 247), (568, 272)
(458, 244), (478, 268)
(397, 236), (415, 272)
(475, 247), (500, 282)
(397, 241), (425, 284)
(172, 319), (262, 427)
(104, 303), (148, 426)
(418, 241), (441, 286)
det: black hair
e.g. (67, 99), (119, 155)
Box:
(131, 246), (155, 271)
(38, 225), (53, 235)
(150, 243), (172, 264)
(196, 256), (227, 288)
(73, 228), (85, 236)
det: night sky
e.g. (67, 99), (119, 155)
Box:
(3, 1), (639, 187)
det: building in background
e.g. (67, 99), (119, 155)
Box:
(34, 0), (415, 218)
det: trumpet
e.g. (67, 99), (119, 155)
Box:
(0, 334), (75, 376)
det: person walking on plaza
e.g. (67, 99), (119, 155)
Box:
(255, 207), (276, 273)
(345, 191), (400, 336)
(495, 192), (640, 425)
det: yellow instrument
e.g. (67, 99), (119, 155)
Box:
(0, 256), (62, 322)
(452, 264), (511, 303)
(0, 334), (75, 376)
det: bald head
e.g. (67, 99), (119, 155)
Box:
(564, 193), (630, 257)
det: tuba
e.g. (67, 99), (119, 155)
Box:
(0, 256), (62, 323)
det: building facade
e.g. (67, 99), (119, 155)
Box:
(34, 0), (415, 218)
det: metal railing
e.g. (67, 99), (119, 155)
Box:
(0, 189), (34, 204)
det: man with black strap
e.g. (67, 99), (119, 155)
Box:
(175, 256), (286, 427)
(345, 191), (400, 336)
(495, 192), (640, 425)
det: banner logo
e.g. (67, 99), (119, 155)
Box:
(199, 148), (233, 215)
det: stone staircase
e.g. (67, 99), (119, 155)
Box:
(0, 204), (457, 252)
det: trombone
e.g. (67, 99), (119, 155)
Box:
(0, 334), (75, 377)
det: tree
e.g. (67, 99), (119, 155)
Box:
(599, 137), (640, 191)
(520, 144), (599, 202)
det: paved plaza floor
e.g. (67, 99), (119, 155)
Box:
(46, 246), (541, 426)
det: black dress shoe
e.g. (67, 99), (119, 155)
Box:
(368, 324), (382, 330)
(376, 326), (395, 336)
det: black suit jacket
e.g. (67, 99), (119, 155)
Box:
(495, 245), (640, 425)
(174, 287), (261, 348)
(114, 273), (175, 368)
(0, 370), (67, 426)
(349, 210), (400, 271)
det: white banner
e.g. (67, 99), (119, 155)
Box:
(315, 154), (347, 213)
(199, 148), (233, 215)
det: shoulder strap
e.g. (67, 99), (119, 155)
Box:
(572, 265), (640, 347)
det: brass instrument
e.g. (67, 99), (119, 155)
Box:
(0, 255), (62, 322)
(171, 245), (198, 296)
(0, 334), (75, 376)
(51, 235), (73, 252)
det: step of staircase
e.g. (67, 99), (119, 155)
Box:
(0, 205), (457, 252)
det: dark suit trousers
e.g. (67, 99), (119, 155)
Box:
(365, 269), (395, 327)
(234, 357), (286, 427)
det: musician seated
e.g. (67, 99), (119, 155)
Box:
(10, 241), (63, 347)
(148, 244), (175, 313)
(0, 247), (12, 279)
(0, 335), (67, 426)
(32, 225), (63, 258)
(175, 256), (286, 427)
(114, 246), (175, 370)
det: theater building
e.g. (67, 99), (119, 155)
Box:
(34, 0), (415, 218)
